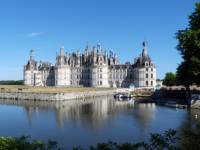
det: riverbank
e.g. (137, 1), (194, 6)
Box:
(0, 85), (115, 101)
(0, 85), (113, 93)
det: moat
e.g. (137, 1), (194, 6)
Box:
(0, 97), (199, 149)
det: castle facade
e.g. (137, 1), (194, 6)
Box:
(24, 42), (156, 88)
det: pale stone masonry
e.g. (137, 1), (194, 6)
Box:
(24, 42), (156, 88)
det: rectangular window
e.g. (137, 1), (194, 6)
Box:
(145, 62), (149, 67)
(146, 68), (148, 71)
(146, 81), (148, 86)
(100, 81), (102, 85)
(151, 81), (153, 86)
(146, 74), (148, 78)
(151, 74), (153, 78)
(151, 68), (153, 71)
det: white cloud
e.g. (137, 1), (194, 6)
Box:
(27, 32), (44, 37)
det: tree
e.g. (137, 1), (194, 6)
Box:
(176, 3), (200, 87)
(163, 72), (177, 86)
(0, 80), (24, 85)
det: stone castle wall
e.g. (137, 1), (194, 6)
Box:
(0, 90), (115, 101)
(24, 42), (157, 88)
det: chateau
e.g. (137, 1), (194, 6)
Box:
(24, 42), (156, 88)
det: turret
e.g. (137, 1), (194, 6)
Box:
(92, 46), (97, 65)
(30, 49), (34, 61)
(55, 46), (71, 86)
(114, 54), (119, 65)
(60, 46), (65, 56)
(97, 43), (101, 53)
(142, 41), (148, 57)
(56, 46), (66, 66)
(85, 42), (90, 56)
(76, 49), (81, 66)
(24, 50), (42, 86)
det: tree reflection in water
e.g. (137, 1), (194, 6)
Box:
(179, 109), (200, 150)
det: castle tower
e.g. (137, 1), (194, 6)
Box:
(90, 44), (109, 87)
(24, 50), (42, 86)
(133, 42), (156, 88)
(55, 46), (71, 86)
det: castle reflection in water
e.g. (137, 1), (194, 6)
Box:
(0, 97), (156, 129)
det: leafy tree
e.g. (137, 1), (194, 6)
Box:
(163, 72), (177, 86)
(0, 136), (58, 150)
(176, 3), (200, 88)
(0, 80), (24, 85)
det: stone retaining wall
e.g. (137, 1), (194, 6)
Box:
(0, 90), (115, 101)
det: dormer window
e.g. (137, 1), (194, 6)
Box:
(145, 62), (149, 67)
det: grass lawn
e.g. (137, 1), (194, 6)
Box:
(0, 85), (114, 93)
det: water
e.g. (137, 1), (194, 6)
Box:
(0, 97), (199, 149)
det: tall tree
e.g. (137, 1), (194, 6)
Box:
(176, 3), (200, 88)
(163, 72), (176, 86)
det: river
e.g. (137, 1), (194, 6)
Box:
(0, 96), (199, 149)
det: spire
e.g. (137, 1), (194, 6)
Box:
(109, 49), (114, 57)
(85, 42), (89, 50)
(141, 41), (151, 62)
(93, 46), (97, 54)
(30, 49), (34, 60)
(76, 49), (80, 56)
(142, 41), (148, 56)
(85, 42), (89, 55)
(60, 46), (65, 56)
(97, 43), (101, 52)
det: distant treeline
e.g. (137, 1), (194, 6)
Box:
(0, 80), (24, 85)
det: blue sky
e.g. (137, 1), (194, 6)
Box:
(0, 0), (198, 80)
